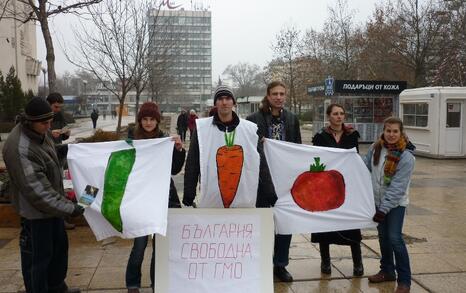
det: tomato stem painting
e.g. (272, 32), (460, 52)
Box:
(291, 157), (346, 212)
(216, 130), (243, 208)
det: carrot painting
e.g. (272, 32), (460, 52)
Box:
(216, 130), (243, 208)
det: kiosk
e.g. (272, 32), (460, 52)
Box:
(308, 78), (407, 142)
(399, 87), (466, 158)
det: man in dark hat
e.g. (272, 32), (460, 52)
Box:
(183, 85), (277, 209)
(2, 97), (84, 293)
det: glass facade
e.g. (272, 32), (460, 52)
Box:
(313, 95), (396, 142)
(148, 9), (212, 111)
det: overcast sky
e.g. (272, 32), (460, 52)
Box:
(37, 0), (381, 81)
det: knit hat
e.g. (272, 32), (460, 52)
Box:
(213, 85), (235, 105)
(137, 102), (161, 123)
(24, 97), (54, 122)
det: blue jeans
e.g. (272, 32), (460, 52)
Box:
(377, 206), (411, 287)
(273, 234), (292, 267)
(20, 217), (69, 293)
(126, 236), (155, 289)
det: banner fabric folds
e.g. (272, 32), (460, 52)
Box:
(263, 139), (376, 234)
(67, 137), (174, 240)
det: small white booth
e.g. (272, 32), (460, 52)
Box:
(399, 87), (466, 158)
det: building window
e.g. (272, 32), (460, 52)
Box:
(403, 103), (428, 127)
(446, 103), (461, 128)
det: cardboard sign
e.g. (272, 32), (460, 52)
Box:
(155, 208), (274, 293)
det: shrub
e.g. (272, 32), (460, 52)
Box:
(77, 129), (121, 143)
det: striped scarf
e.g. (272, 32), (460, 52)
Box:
(381, 135), (407, 185)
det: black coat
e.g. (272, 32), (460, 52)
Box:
(183, 112), (277, 208)
(247, 108), (301, 143)
(311, 126), (362, 245)
(50, 112), (70, 144)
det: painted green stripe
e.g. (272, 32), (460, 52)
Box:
(102, 148), (136, 232)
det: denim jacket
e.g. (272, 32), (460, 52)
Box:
(363, 145), (415, 214)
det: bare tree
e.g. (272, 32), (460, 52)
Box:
(386, 0), (445, 87)
(0, 0), (102, 92)
(432, 0), (466, 86)
(320, 0), (361, 79)
(272, 24), (302, 113)
(67, 0), (164, 132)
(222, 62), (264, 96)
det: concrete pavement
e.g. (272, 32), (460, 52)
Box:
(1, 115), (466, 292)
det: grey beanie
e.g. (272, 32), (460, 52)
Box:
(213, 85), (235, 104)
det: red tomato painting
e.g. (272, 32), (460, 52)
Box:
(291, 157), (346, 212)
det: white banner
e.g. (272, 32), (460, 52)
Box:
(155, 209), (274, 293)
(264, 139), (376, 234)
(67, 137), (173, 240)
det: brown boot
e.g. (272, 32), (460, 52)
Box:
(368, 271), (396, 283)
(395, 284), (410, 293)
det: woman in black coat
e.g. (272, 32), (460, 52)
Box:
(126, 102), (185, 291)
(311, 103), (364, 277)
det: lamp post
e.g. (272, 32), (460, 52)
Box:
(82, 80), (88, 113)
(41, 68), (47, 96)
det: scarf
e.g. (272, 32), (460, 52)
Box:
(380, 135), (407, 185)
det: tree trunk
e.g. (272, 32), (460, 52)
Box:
(134, 88), (141, 124)
(117, 99), (124, 134)
(38, 2), (57, 93)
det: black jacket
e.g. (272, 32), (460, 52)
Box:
(311, 125), (362, 245)
(128, 129), (185, 208)
(246, 108), (301, 209)
(312, 126), (360, 152)
(50, 112), (70, 144)
(246, 108), (301, 143)
(183, 112), (277, 208)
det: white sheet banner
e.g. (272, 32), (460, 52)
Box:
(67, 137), (173, 240)
(155, 209), (274, 293)
(264, 139), (376, 234)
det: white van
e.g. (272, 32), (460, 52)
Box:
(399, 87), (466, 158)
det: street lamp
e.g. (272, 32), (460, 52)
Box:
(82, 80), (88, 113)
(41, 68), (47, 96)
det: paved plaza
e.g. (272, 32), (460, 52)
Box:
(1, 115), (465, 292)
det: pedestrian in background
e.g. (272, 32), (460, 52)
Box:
(247, 81), (301, 282)
(125, 102), (185, 293)
(187, 109), (198, 139)
(364, 117), (415, 293)
(91, 109), (99, 129)
(176, 109), (188, 142)
(311, 103), (364, 276)
(2, 97), (84, 293)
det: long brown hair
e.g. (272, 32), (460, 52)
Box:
(373, 117), (404, 165)
(260, 81), (287, 113)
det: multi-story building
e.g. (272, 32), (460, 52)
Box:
(148, 8), (212, 112)
(0, 1), (41, 93)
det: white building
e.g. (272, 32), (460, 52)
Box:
(0, 1), (41, 93)
(399, 87), (466, 158)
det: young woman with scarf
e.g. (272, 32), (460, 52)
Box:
(364, 117), (415, 293)
(125, 102), (185, 293)
(311, 103), (364, 277)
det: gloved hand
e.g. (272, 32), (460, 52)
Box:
(70, 204), (85, 217)
(373, 210), (386, 223)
